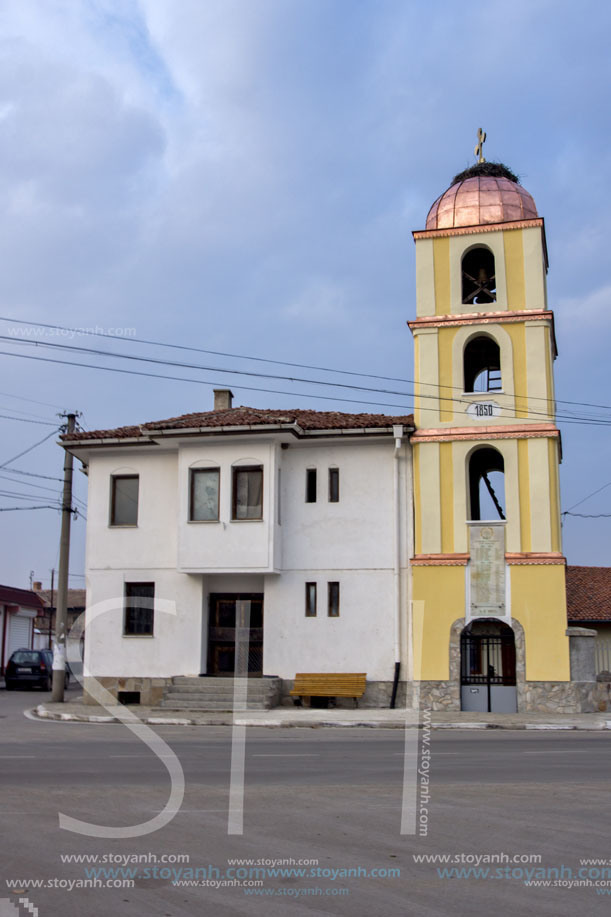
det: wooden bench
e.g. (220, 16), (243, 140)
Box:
(290, 673), (367, 708)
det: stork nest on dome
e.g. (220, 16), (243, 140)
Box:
(452, 162), (520, 185)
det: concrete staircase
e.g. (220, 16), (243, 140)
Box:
(160, 676), (282, 711)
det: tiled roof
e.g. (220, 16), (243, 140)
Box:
(62, 407), (414, 442)
(0, 585), (45, 611)
(36, 589), (86, 609)
(566, 566), (611, 622)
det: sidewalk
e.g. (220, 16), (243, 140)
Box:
(32, 700), (611, 730)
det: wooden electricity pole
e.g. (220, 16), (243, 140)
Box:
(48, 567), (55, 649)
(52, 413), (77, 703)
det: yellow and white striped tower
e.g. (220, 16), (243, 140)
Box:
(409, 153), (571, 712)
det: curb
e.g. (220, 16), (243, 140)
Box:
(30, 706), (611, 730)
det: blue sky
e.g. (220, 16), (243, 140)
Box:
(0, 0), (610, 588)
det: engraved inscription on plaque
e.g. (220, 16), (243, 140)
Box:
(469, 523), (506, 617)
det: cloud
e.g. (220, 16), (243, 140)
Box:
(281, 278), (352, 327)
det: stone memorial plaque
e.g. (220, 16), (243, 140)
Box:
(469, 523), (506, 617)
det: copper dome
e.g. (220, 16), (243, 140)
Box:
(426, 175), (538, 231)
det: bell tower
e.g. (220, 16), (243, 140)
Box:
(409, 150), (571, 711)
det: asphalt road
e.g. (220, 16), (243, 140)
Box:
(1, 688), (610, 917)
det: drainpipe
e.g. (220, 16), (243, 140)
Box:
(390, 425), (404, 708)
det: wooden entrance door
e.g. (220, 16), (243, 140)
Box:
(208, 594), (263, 676)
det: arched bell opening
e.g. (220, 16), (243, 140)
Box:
(464, 335), (502, 393)
(461, 245), (496, 306)
(462, 246), (496, 305)
(468, 447), (506, 521)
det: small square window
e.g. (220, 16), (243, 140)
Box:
(124, 583), (154, 636)
(232, 466), (263, 520)
(306, 468), (317, 503)
(328, 468), (339, 503)
(190, 468), (220, 521)
(110, 475), (139, 526)
(328, 582), (340, 617)
(305, 582), (317, 617)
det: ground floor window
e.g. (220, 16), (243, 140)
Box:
(124, 582), (154, 636)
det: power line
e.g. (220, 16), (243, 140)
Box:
(565, 480), (611, 513)
(0, 388), (65, 410)
(0, 347), (419, 411)
(0, 404), (58, 422)
(7, 331), (611, 427)
(0, 504), (60, 512)
(1, 344), (609, 430)
(0, 413), (58, 426)
(0, 316), (611, 411)
(0, 334), (578, 423)
(0, 428), (60, 470)
(562, 511), (611, 519)
(0, 488), (60, 501)
(5, 467), (63, 482)
(0, 472), (60, 494)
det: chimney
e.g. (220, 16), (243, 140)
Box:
(33, 581), (42, 592)
(213, 389), (234, 411)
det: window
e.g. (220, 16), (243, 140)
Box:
(464, 336), (502, 392)
(124, 583), (154, 636)
(306, 468), (317, 503)
(110, 475), (139, 526)
(305, 582), (317, 617)
(232, 466), (263, 520)
(189, 468), (220, 521)
(328, 467), (339, 503)
(328, 582), (340, 617)
(462, 247), (496, 305)
(468, 448), (506, 521)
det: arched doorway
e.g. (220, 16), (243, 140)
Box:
(460, 619), (517, 713)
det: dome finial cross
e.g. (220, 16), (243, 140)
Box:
(475, 128), (486, 163)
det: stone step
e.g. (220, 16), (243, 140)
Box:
(161, 676), (282, 711)
(164, 690), (273, 703)
(166, 682), (275, 695)
(159, 699), (273, 711)
(172, 676), (280, 686)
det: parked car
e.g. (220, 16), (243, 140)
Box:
(4, 648), (70, 691)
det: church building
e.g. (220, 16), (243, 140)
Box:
(409, 157), (583, 713)
(62, 145), (597, 713)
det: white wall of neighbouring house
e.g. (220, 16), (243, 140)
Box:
(82, 433), (411, 683)
(86, 449), (178, 572)
(177, 440), (277, 572)
(263, 570), (396, 681)
(83, 570), (203, 679)
(279, 440), (400, 570)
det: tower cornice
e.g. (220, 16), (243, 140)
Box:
(408, 309), (558, 358)
(410, 423), (560, 444)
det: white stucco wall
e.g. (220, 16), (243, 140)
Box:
(86, 450), (178, 571)
(177, 440), (276, 572)
(83, 433), (411, 684)
(279, 441), (397, 570)
(263, 570), (397, 680)
(83, 569), (203, 678)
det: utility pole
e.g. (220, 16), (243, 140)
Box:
(52, 413), (77, 702)
(48, 568), (55, 650)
